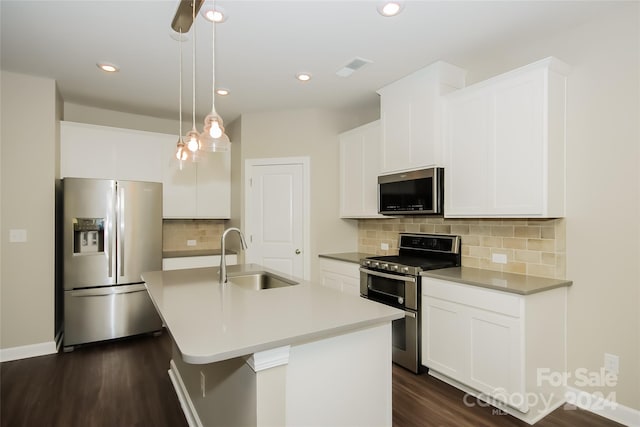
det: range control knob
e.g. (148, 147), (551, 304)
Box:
(363, 260), (371, 267)
(371, 262), (380, 268)
(390, 265), (399, 272)
(381, 263), (389, 270)
(401, 266), (410, 274)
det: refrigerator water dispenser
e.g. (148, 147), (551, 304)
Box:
(73, 218), (105, 254)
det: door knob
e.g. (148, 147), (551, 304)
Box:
(295, 249), (301, 254)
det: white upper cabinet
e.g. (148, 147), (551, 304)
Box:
(61, 121), (230, 219)
(339, 120), (383, 218)
(443, 57), (569, 218)
(161, 137), (230, 219)
(60, 121), (169, 182)
(377, 62), (466, 174)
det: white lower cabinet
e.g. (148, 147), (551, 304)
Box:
(422, 277), (567, 424)
(162, 254), (237, 271)
(319, 258), (360, 296)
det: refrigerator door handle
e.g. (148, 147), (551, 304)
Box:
(119, 186), (125, 277)
(69, 284), (147, 297)
(106, 184), (115, 279)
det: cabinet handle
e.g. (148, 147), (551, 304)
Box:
(295, 249), (301, 255)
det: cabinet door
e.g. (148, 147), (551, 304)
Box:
(161, 138), (197, 218)
(421, 296), (466, 379)
(443, 88), (493, 216)
(379, 62), (466, 174)
(196, 151), (231, 218)
(339, 121), (382, 218)
(443, 58), (567, 218)
(467, 307), (525, 412)
(60, 121), (166, 182)
(380, 86), (413, 173)
(319, 258), (361, 295)
(320, 270), (343, 292)
(492, 69), (544, 215)
(61, 122), (117, 179)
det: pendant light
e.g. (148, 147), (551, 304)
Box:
(185, 0), (202, 160)
(199, 0), (230, 152)
(175, 27), (189, 169)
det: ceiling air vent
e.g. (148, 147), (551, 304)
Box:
(336, 57), (372, 77)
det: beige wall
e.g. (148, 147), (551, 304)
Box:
(446, 3), (639, 410)
(236, 108), (378, 282)
(1, 71), (61, 349)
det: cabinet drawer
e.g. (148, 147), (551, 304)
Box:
(422, 277), (521, 318)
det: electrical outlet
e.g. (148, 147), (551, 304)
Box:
(381, 242), (389, 250)
(187, 239), (197, 247)
(492, 253), (508, 264)
(200, 371), (206, 397)
(604, 353), (619, 374)
(9, 229), (27, 243)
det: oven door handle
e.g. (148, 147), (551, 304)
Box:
(404, 310), (417, 319)
(360, 268), (416, 283)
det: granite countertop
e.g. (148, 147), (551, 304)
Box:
(142, 264), (403, 365)
(162, 249), (236, 258)
(319, 252), (376, 264)
(422, 267), (572, 295)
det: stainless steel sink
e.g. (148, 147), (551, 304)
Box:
(227, 272), (298, 291)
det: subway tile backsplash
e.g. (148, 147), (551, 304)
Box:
(358, 218), (566, 279)
(162, 219), (226, 251)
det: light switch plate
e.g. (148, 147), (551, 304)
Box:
(9, 229), (27, 243)
(187, 239), (197, 247)
(381, 242), (389, 250)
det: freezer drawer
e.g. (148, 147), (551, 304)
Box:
(63, 284), (162, 348)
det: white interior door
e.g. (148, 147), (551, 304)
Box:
(245, 158), (308, 279)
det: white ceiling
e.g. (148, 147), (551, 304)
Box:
(0, 1), (618, 125)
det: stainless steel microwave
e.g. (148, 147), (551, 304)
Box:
(378, 167), (444, 215)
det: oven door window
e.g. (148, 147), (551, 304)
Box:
(366, 274), (406, 307)
(379, 177), (433, 212)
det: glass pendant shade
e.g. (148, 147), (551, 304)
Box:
(186, 129), (200, 152)
(175, 138), (188, 161)
(200, 112), (230, 152)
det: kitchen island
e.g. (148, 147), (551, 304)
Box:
(142, 264), (403, 427)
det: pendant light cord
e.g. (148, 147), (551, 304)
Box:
(179, 28), (183, 138)
(191, 0), (196, 131)
(211, 0), (216, 113)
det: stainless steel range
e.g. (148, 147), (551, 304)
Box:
(360, 234), (461, 373)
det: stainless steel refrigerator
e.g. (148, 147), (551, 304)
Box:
(62, 178), (163, 350)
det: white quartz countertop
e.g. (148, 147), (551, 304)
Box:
(142, 264), (403, 365)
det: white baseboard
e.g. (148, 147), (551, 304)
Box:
(168, 359), (202, 427)
(0, 340), (57, 362)
(565, 386), (640, 426)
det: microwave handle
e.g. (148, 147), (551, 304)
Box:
(360, 268), (416, 283)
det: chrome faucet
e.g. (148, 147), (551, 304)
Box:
(220, 227), (248, 284)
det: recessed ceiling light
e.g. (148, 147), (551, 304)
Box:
(201, 6), (227, 23)
(97, 62), (119, 73)
(377, 1), (404, 17)
(296, 73), (312, 82)
(216, 88), (229, 96)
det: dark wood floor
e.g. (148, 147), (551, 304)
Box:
(2, 332), (622, 427)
